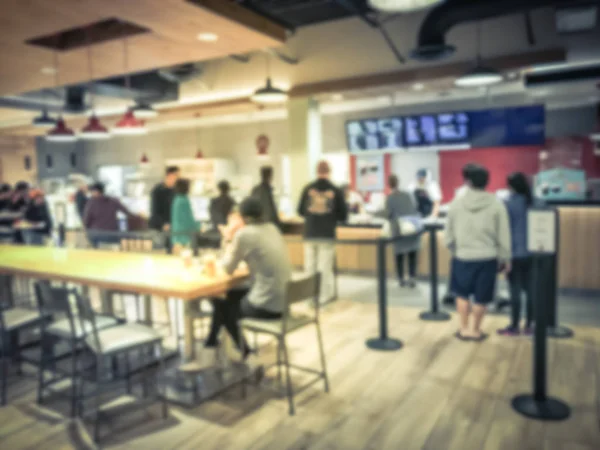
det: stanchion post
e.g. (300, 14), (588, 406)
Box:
(512, 207), (570, 420)
(366, 238), (403, 351)
(545, 210), (573, 339)
(420, 222), (450, 322)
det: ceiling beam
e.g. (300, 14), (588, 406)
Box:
(289, 48), (566, 97)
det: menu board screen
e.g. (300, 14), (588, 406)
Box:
(347, 117), (403, 152)
(405, 115), (438, 146)
(437, 112), (469, 143)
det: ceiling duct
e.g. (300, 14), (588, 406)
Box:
(158, 62), (204, 84)
(411, 0), (587, 61)
(524, 61), (600, 88)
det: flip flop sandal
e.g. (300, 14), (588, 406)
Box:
(471, 333), (489, 342)
(454, 331), (471, 341)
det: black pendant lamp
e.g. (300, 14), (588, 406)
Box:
(455, 22), (502, 88)
(252, 53), (288, 105)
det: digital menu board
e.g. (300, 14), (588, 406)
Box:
(345, 105), (544, 152)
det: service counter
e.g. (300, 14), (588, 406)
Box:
(282, 204), (600, 291)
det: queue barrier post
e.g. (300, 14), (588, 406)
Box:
(512, 207), (570, 421)
(419, 222), (450, 322)
(366, 238), (403, 351)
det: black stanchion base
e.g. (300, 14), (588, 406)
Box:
(511, 394), (571, 421)
(547, 326), (574, 339)
(419, 310), (451, 322)
(365, 338), (403, 351)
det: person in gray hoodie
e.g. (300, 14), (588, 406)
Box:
(445, 164), (511, 341)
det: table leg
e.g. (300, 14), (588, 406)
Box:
(183, 301), (195, 361)
(143, 295), (153, 326)
(100, 290), (114, 316)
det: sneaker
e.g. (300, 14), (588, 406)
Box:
(523, 326), (534, 336)
(497, 327), (520, 337)
(399, 279), (407, 287)
(407, 279), (417, 289)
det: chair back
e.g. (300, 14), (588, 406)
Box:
(73, 291), (102, 352)
(282, 273), (321, 331)
(34, 280), (76, 338)
(0, 275), (13, 310)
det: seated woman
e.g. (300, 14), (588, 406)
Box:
(170, 178), (200, 253)
(204, 196), (292, 359)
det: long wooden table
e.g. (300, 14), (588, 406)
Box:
(0, 245), (249, 358)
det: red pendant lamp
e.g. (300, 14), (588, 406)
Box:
(46, 49), (76, 142)
(47, 117), (76, 142)
(113, 36), (148, 135)
(114, 110), (147, 135)
(195, 120), (204, 158)
(140, 153), (149, 164)
(80, 32), (110, 140)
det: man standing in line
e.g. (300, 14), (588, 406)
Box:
(298, 161), (348, 305)
(149, 166), (180, 248)
(84, 182), (134, 248)
(251, 166), (281, 229)
(445, 164), (511, 341)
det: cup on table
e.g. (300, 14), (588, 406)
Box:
(181, 248), (193, 268)
(203, 253), (217, 277)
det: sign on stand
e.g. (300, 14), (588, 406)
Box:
(512, 207), (570, 421)
(528, 209), (557, 254)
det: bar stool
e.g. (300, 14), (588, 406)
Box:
(74, 290), (168, 442)
(34, 281), (122, 416)
(0, 278), (50, 405)
(239, 273), (329, 415)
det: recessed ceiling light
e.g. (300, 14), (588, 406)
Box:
(331, 93), (344, 101)
(41, 67), (57, 75)
(412, 83), (425, 91)
(197, 32), (218, 42)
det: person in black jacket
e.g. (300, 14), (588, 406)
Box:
(251, 166), (281, 229)
(22, 188), (53, 245)
(74, 181), (88, 221)
(149, 166), (179, 246)
(297, 161), (348, 304)
(210, 180), (235, 231)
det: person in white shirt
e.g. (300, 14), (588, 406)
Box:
(409, 169), (442, 218)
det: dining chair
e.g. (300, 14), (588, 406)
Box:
(0, 277), (49, 405)
(239, 273), (329, 415)
(74, 291), (168, 442)
(34, 281), (122, 416)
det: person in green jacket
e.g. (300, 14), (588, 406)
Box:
(171, 178), (199, 248)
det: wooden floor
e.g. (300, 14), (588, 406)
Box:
(1, 301), (599, 450)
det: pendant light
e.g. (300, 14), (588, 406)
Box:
(131, 102), (158, 119)
(368, 0), (445, 13)
(195, 122), (204, 159)
(455, 22), (502, 88)
(80, 31), (110, 140)
(251, 53), (288, 105)
(46, 50), (76, 142)
(140, 153), (150, 165)
(33, 109), (56, 128)
(113, 36), (148, 135)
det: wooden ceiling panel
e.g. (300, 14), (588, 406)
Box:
(0, 0), (285, 96)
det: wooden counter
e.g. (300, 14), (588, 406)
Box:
(284, 206), (600, 291)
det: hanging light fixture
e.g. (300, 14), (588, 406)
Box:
(80, 30), (110, 140)
(194, 118), (203, 158)
(113, 109), (148, 135)
(46, 49), (76, 142)
(140, 153), (150, 165)
(114, 36), (148, 135)
(251, 53), (288, 105)
(368, 0), (445, 12)
(32, 109), (56, 128)
(455, 22), (503, 88)
(131, 102), (158, 119)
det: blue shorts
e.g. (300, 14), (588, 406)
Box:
(450, 258), (498, 305)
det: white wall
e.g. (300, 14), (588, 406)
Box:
(80, 119), (289, 193)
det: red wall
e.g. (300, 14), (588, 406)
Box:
(439, 146), (541, 201)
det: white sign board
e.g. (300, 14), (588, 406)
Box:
(527, 209), (557, 254)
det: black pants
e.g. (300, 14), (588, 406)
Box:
(396, 251), (417, 280)
(205, 288), (281, 352)
(508, 257), (533, 328)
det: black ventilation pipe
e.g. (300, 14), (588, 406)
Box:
(411, 0), (592, 61)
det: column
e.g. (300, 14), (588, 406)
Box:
(287, 97), (322, 207)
